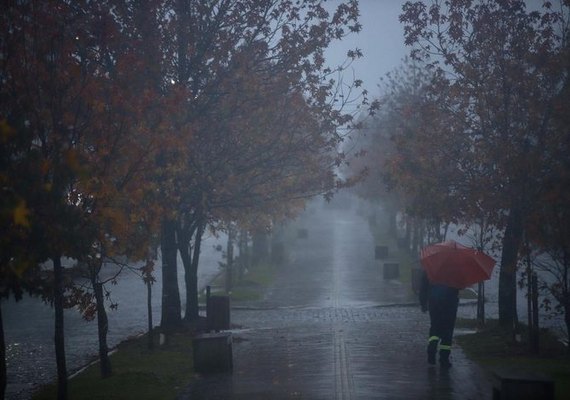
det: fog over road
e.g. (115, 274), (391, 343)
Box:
(181, 196), (492, 399)
(5, 194), (562, 399)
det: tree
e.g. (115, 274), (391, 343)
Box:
(0, 112), (51, 400)
(0, 140), (47, 399)
(0, 0), (368, 393)
(526, 45), (570, 340)
(400, 0), (569, 329)
(155, 0), (366, 325)
(1, 0), (166, 388)
(0, 2), (107, 397)
(350, 59), (468, 253)
(531, 177), (570, 343)
(99, 0), (196, 332)
(76, 3), (167, 373)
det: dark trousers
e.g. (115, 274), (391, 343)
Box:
(428, 295), (459, 349)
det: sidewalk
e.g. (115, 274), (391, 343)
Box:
(178, 199), (493, 399)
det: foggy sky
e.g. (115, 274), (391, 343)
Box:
(324, 0), (409, 97)
(324, 0), (549, 97)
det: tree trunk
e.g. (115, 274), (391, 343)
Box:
(476, 225), (487, 328)
(0, 302), (6, 400)
(525, 242), (533, 349)
(161, 218), (182, 331)
(498, 206), (524, 327)
(404, 216), (411, 250)
(244, 232), (251, 273)
(564, 300), (570, 356)
(411, 219), (420, 255)
(238, 230), (250, 280)
(177, 219), (196, 322)
(387, 206), (397, 236)
(477, 282), (485, 328)
(93, 282), (112, 378)
(225, 227), (235, 293)
(53, 256), (67, 400)
(184, 222), (204, 322)
(530, 273), (539, 353)
(418, 219), (426, 253)
(252, 231), (269, 264)
(147, 280), (154, 350)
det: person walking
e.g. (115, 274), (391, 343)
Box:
(419, 270), (459, 368)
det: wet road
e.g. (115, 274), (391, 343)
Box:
(180, 197), (492, 399)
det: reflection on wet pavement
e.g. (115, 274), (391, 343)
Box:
(180, 196), (492, 399)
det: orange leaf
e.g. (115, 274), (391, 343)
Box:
(13, 200), (31, 228)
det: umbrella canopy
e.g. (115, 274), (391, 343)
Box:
(420, 240), (496, 289)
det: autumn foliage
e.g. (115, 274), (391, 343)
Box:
(1, 0), (367, 398)
(350, 0), (570, 337)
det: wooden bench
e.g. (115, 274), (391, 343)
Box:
(492, 370), (554, 400)
(192, 332), (233, 373)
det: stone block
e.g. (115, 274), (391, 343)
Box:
(192, 332), (233, 373)
(492, 370), (554, 400)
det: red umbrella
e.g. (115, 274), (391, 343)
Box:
(420, 240), (496, 289)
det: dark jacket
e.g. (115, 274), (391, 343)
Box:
(419, 271), (459, 312)
(419, 271), (430, 311)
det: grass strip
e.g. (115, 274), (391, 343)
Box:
(456, 319), (570, 400)
(229, 260), (276, 302)
(32, 330), (194, 400)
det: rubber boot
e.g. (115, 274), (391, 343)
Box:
(427, 338), (438, 365)
(439, 349), (452, 369)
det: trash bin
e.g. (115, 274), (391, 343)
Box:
(207, 295), (230, 332)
